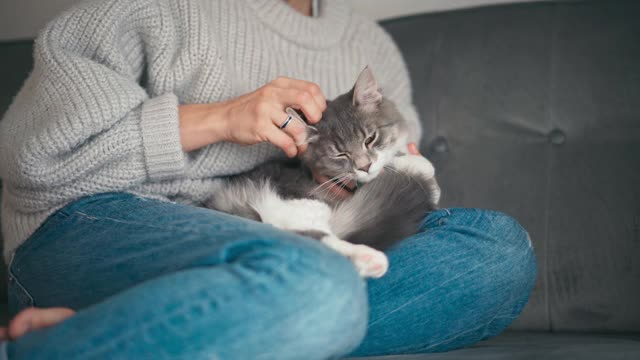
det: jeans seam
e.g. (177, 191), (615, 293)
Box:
(421, 208), (451, 229)
(68, 211), (251, 235)
(11, 210), (70, 267)
(7, 253), (35, 307)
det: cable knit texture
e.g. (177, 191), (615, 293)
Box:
(0, 0), (422, 261)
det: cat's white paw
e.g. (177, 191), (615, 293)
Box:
(320, 236), (389, 278)
(349, 245), (389, 279)
(392, 154), (435, 180)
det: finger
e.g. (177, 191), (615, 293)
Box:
(270, 108), (309, 150)
(272, 77), (327, 111)
(0, 327), (8, 341)
(9, 307), (75, 340)
(264, 126), (297, 158)
(407, 142), (421, 155)
(272, 78), (327, 119)
(273, 87), (323, 123)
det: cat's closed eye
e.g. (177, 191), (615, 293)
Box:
(333, 153), (349, 159)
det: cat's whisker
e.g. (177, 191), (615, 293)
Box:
(320, 174), (354, 200)
(311, 173), (350, 194)
(327, 181), (347, 202)
(311, 175), (342, 194)
(323, 176), (346, 194)
(312, 179), (343, 195)
(383, 165), (401, 175)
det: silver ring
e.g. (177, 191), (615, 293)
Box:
(280, 114), (293, 129)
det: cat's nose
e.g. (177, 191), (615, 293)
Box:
(358, 163), (372, 173)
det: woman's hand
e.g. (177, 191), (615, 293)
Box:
(179, 77), (327, 157)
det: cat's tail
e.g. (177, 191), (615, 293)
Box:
(330, 155), (441, 250)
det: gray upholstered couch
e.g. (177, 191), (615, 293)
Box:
(1, 1), (639, 358)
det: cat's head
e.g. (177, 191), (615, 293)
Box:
(299, 66), (408, 187)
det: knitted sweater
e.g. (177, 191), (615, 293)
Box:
(0, 0), (421, 262)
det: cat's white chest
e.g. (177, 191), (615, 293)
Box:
(255, 197), (333, 234)
(249, 182), (389, 279)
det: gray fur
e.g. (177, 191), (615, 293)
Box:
(204, 178), (264, 221)
(204, 67), (439, 251)
(331, 171), (439, 250)
(298, 68), (408, 187)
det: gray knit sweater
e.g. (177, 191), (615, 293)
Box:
(0, 0), (421, 261)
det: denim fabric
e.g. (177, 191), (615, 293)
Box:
(4, 193), (536, 359)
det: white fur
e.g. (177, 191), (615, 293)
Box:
(251, 184), (389, 278)
(392, 154), (436, 180)
(392, 153), (441, 204)
(321, 235), (388, 278)
(356, 135), (408, 182)
(254, 191), (334, 233)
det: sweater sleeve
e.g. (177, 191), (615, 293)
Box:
(0, 0), (190, 193)
(367, 23), (423, 144)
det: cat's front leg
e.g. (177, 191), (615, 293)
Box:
(392, 153), (436, 180)
(392, 153), (441, 205)
(320, 235), (388, 278)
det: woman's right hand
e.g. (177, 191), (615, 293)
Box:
(179, 77), (327, 157)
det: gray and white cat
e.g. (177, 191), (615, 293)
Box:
(205, 67), (440, 278)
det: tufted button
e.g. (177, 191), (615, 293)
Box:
(430, 136), (449, 153)
(548, 128), (566, 145)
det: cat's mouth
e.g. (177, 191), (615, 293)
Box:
(331, 178), (357, 193)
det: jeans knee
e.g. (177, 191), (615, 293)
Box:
(303, 250), (369, 352)
(236, 237), (369, 355)
(486, 211), (537, 285)
(445, 209), (537, 307)
(473, 210), (538, 313)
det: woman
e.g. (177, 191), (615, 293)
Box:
(0, 0), (536, 358)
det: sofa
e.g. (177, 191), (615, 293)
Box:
(1, 0), (639, 358)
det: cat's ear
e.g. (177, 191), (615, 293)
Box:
(352, 66), (382, 113)
(296, 125), (320, 145)
(304, 125), (320, 144)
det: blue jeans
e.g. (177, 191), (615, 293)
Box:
(4, 192), (536, 359)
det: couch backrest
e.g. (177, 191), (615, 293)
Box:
(381, 0), (640, 332)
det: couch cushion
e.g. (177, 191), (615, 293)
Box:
(381, 0), (640, 332)
(348, 332), (640, 360)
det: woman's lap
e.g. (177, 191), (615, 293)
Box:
(9, 192), (354, 310)
(7, 192), (537, 358)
